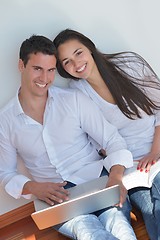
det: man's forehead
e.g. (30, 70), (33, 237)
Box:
(27, 52), (56, 67)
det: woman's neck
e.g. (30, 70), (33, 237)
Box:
(86, 75), (116, 104)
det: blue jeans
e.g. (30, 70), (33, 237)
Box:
(129, 172), (160, 240)
(56, 204), (136, 240)
(152, 172), (160, 240)
(54, 168), (137, 240)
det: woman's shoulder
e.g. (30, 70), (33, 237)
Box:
(69, 79), (87, 91)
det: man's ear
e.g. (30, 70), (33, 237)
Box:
(18, 59), (24, 72)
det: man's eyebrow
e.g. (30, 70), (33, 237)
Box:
(32, 66), (56, 70)
(32, 65), (42, 68)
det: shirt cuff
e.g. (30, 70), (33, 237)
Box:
(5, 175), (32, 199)
(103, 149), (133, 172)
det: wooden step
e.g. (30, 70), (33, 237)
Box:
(0, 201), (149, 240)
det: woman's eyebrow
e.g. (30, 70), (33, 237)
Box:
(61, 48), (82, 62)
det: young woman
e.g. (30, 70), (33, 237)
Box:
(54, 29), (160, 240)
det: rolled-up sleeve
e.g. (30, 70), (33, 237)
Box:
(5, 175), (32, 199)
(103, 149), (133, 172)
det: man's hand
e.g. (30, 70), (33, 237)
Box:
(106, 177), (127, 208)
(23, 181), (69, 205)
(107, 165), (127, 207)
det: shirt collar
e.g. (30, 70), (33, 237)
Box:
(14, 87), (54, 116)
(47, 87), (54, 107)
(14, 88), (24, 116)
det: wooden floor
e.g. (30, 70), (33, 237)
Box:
(0, 216), (69, 240)
(131, 208), (149, 240)
(0, 208), (149, 240)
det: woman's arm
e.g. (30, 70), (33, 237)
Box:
(137, 125), (160, 171)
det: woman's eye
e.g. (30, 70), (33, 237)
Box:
(77, 51), (82, 56)
(63, 60), (69, 66)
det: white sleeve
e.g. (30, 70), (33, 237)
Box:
(0, 126), (32, 199)
(76, 91), (133, 171)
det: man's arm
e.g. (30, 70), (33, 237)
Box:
(0, 128), (69, 205)
(106, 165), (127, 207)
(76, 90), (133, 170)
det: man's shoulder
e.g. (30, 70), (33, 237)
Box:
(49, 86), (89, 109)
(49, 85), (82, 98)
(0, 97), (16, 118)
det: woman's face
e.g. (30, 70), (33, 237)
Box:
(57, 39), (96, 80)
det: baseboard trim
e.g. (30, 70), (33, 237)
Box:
(0, 201), (35, 229)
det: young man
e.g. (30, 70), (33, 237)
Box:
(0, 35), (136, 240)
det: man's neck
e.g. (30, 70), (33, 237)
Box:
(18, 91), (48, 124)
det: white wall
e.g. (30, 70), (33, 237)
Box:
(1, 0), (160, 109)
(0, 0), (160, 214)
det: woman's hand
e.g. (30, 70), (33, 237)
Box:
(137, 152), (160, 172)
(137, 126), (160, 171)
(23, 181), (69, 205)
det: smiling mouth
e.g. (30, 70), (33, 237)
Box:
(76, 64), (86, 73)
(35, 83), (48, 88)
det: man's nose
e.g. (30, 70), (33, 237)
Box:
(40, 71), (47, 81)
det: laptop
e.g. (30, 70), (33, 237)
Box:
(31, 176), (120, 230)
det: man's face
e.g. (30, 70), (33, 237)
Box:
(19, 52), (57, 98)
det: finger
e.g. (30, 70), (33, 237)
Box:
(50, 190), (70, 203)
(119, 190), (127, 207)
(49, 193), (65, 204)
(137, 161), (143, 170)
(145, 162), (152, 172)
(58, 181), (68, 187)
(45, 197), (55, 206)
(53, 182), (69, 195)
(138, 159), (149, 171)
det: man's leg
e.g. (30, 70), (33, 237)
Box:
(129, 187), (158, 240)
(55, 214), (119, 240)
(54, 181), (118, 240)
(98, 200), (137, 240)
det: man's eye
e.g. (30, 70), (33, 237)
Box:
(34, 67), (41, 71)
(49, 68), (56, 72)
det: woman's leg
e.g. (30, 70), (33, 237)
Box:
(54, 214), (119, 240)
(129, 187), (158, 240)
(152, 172), (160, 239)
(98, 200), (137, 240)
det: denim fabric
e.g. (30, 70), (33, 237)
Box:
(55, 203), (137, 240)
(152, 172), (160, 240)
(98, 205), (137, 240)
(54, 168), (137, 239)
(129, 186), (158, 240)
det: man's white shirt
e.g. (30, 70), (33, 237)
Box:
(0, 86), (133, 199)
